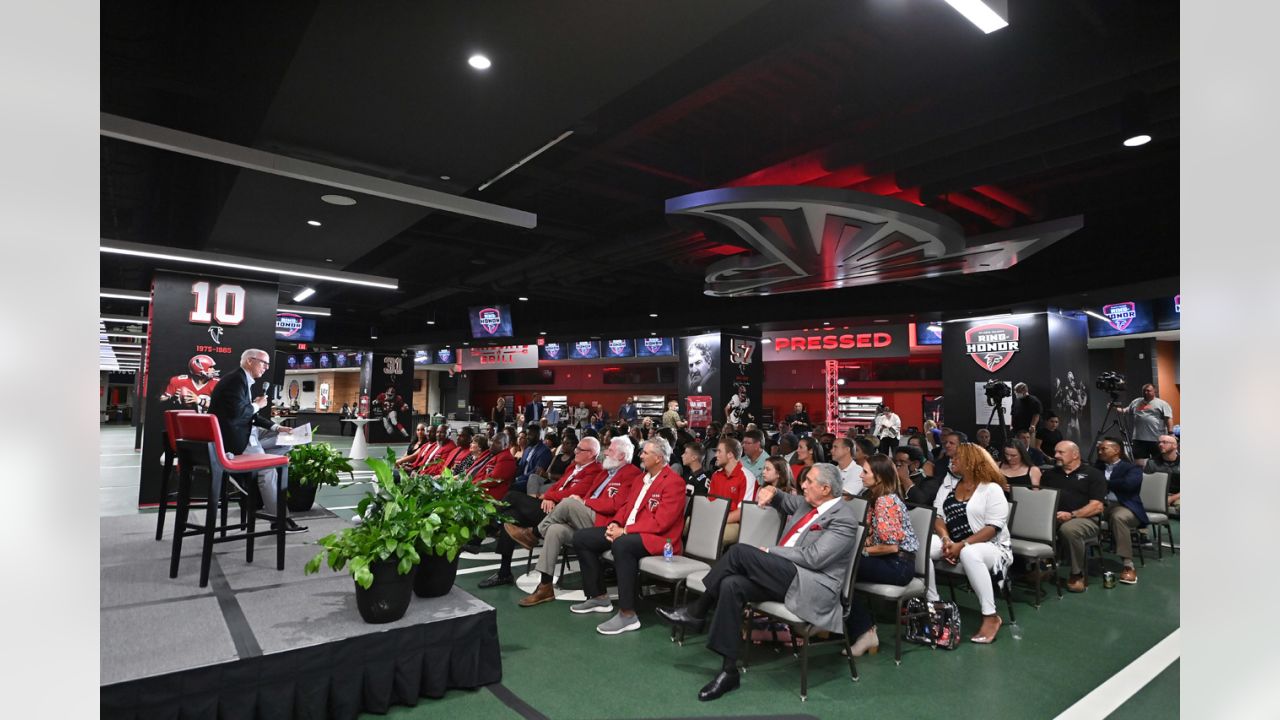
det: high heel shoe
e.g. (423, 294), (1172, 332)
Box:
(970, 616), (1002, 644)
(846, 627), (880, 657)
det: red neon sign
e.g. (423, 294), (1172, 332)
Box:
(772, 333), (893, 353)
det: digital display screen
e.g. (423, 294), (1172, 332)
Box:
(317, 353), (331, 368)
(603, 339), (634, 357)
(569, 340), (600, 359)
(1087, 300), (1157, 337)
(335, 352), (349, 367)
(434, 348), (455, 365)
(1154, 294), (1181, 331)
(539, 342), (566, 361)
(275, 313), (317, 342)
(468, 304), (514, 338)
(914, 322), (943, 346)
(635, 336), (674, 356)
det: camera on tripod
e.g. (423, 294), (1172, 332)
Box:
(983, 379), (1012, 406)
(1095, 370), (1126, 394)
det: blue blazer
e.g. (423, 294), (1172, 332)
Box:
(520, 442), (553, 477)
(1096, 460), (1149, 527)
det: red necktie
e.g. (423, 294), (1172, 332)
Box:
(780, 507), (820, 546)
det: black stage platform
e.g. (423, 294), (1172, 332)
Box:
(101, 512), (502, 719)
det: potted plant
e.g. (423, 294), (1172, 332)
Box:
(400, 454), (508, 598)
(304, 455), (436, 623)
(287, 441), (354, 512)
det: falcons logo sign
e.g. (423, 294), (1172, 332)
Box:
(664, 186), (1082, 297)
(644, 338), (665, 354)
(964, 323), (1020, 373)
(607, 485), (619, 498)
(1102, 302), (1137, 332)
(647, 495), (661, 512)
(477, 307), (503, 335)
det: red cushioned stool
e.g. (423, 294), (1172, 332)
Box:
(169, 413), (290, 587)
(155, 410), (239, 542)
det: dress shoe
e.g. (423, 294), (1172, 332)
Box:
(504, 523), (538, 551)
(271, 518), (308, 534)
(1118, 567), (1138, 585)
(1066, 574), (1088, 593)
(848, 627), (880, 656)
(970, 616), (1002, 644)
(518, 582), (556, 607)
(656, 606), (706, 633)
(477, 572), (514, 589)
(698, 670), (741, 701)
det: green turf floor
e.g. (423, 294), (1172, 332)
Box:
(101, 426), (1179, 719)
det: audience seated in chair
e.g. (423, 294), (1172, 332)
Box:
(1094, 438), (1147, 585)
(847, 455), (920, 656)
(1144, 434), (1180, 511)
(1039, 441), (1107, 593)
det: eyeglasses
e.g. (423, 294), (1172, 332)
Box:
(574, 447), (591, 453)
(250, 357), (270, 367)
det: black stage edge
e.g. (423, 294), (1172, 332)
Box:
(101, 513), (501, 720)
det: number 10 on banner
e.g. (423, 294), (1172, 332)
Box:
(189, 281), (245, 325)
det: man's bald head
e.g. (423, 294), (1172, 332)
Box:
(1054, 440), (1081, 469)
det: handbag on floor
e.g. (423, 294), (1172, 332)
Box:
(902, 598), (961, 650)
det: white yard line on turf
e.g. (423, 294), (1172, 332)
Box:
(1053, 628), (1179, 720)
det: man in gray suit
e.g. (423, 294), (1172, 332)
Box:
(657, 463), (858, 701)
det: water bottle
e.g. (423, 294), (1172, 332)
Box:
(663, 538), (673, 562)
(1009, 621), (1023, 640)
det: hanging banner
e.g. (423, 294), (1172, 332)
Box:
(138, 271), (278, 505)
(367, 352), (414, 443)
(686, 395), (713, 429)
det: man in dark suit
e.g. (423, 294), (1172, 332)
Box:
(207, 348), (305, 533)
(523, 393), (545, 425)
(1094, 437), (1148, 585)
(618, 396), (639, 424)
(657, 463), (859, 701)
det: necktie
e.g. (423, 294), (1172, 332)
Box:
(780, 507), (820, 546)
(591, 468), (620, 499)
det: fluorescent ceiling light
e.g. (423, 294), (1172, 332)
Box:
(101, 314), (149, 324)
(100, 239), (399, 290)
(761, 338), (771, 344)
(517, 296), (529, 302)
(100, 288), (150, 301)
(1123, 134), (1152, 147)
(945, 0), (1008, 34)
(306, 220), (322, 227)
(1084, 310), (1110, 322)
(649, 313), (659, 318)
(277, 304), (330, 317)
(468, 54), (492, 70)
(478, 130), (574, 192)
(427, 320), (436, 325)
(321, 194), (356, 206)
(292, 287), (316, 302)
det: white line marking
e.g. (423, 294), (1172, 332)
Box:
(1053, 628), (1179, 720)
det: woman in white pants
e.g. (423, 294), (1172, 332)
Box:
(925, 443), (1012, 643)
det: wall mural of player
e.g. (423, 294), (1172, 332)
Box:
(374, 384), (410, 438)
(158, 354), (221, 411)
(686, 337), (719, 393)
(1052, 370), (1088, 443)
(724, 384), (752, 426)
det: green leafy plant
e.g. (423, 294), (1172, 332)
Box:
(403, 460), (509, 562)
(304, 454), (432, 589)
(289, 442), (355, 488)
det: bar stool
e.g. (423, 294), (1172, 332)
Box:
(169, 413), (290, 587)
(155, 410), (238, 541)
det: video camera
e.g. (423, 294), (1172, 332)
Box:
(983, 379), (1012, 406)
(1095, 370), (1126, 394)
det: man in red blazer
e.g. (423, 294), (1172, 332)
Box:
(478, 437), (606, 589)
(571, 436), (685, 634)
(507, 437), (642, 605)
(470, 434), (517, 501)
(409, 426), (453, 472)
(422, 428), (472, 475)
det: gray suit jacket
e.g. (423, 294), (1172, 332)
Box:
(767, 493), (859, 634)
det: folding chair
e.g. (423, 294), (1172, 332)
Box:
(1139, 471), (1174, 558)
(853, 505), (936, 665)
(1010, 486), (1061, 607)
(935, 502), (1017, 624)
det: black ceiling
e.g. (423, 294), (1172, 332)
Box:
(101, 0), (1179, 349)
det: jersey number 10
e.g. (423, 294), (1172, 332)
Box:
(189, 281), (246, 325)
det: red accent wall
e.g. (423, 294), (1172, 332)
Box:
(468, 363), (677, 417)
(763, 360), (942, 433)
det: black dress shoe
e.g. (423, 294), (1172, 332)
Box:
(271, 519), (308, 534)
(698, 670), (740, 701)
(477, 572), (514, 589)
(656, 606), (706, 633)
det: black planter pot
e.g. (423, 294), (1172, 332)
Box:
(354, 560), (418, 624)
(286, 482), (319, 513)
(414, 548), (460, 598)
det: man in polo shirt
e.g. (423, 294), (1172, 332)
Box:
(656, 464), (858, 701)
(1040, 440), (1107, 592)
(1122, 384), (1175, 460)
(831, 437), (863, 498)
(739, 429), (768, 489)
(710, 438), (753, 545)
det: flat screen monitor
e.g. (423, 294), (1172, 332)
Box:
(539, 342), (566, 361)
(636, 336), (674, 357)
(914, 322), (943, 346)
(434, 347), (455, 365)
(468, 304), (514, 338)
(1087, 300), (1157, 337)
(1154, 294), (1181, 330)
(275, 313), (317, 342)
(569, 340), (600, 359)
(603, 339), (634, 358)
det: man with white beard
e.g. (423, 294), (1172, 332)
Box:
(507, 436), (644, 607)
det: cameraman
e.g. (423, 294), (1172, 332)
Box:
(1121, 384), (1174, 460)
(1011, 383), (1042, 439)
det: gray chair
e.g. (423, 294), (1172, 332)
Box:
(845, 495), (869, 526)
(742, 525), (867, 702)
(935, 501), (1018, 624)
(1010, 486), (1062, 607)
(853, 505), (936, 665)
(1139, 471), (1174, 558)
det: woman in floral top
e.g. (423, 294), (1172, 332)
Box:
(846, 454), (919, 657)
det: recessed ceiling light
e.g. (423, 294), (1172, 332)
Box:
(761, 338), (772, 344)
(650, 332), (657, 336)
(468, 54), (492, 70)
(539, 331), (547, 335)
(873, 319), (889, 324)
(649, 313), (658, 318)
(518, 296), (529, 302)
(427, 320), (436, 325)
(324, 258), (334, 263)
(463, 342), (470, 346)
(307, 220), (322, 227)
(1123, 134), (1152, 147)
(440, 175), (451, 181)
(741, 325), (749, 329)
(320, 194), (356, 206)
(823, 321), (832, 326)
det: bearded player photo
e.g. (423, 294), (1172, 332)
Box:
(158, 354), (221, 411)
(374, 384), (410, 437)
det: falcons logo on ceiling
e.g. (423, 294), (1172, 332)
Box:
(664, 186), (1082, 297)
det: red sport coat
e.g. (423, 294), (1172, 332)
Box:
(609, 465), (686, 555)
(542, 461), (605, 503)
(472, 450), (516, 501)
(413, 440), (455, 471)
(585, 463), (644, 526)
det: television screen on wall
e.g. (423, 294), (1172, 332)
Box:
(468, 305), (514, 338)
(569, 340), (600, 359)
(603, 339), (634, 357)
(914, 322), (943, 346)
(275, 313), (317, 342)
(635, 336), (674, 356)
(539, 342), (566, 361)
(1087, 300), (1157, 337)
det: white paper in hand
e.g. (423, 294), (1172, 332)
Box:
(276, 423), (313, 446)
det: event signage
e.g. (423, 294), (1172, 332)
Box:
(460, 345), (539, 371)
(1101, 302), (1136, 332)
(468, 304), (514, 338)
(964, 323), (1020, 372)
(604, 339), (634, 357)
(686, 395), (712, 429)
(637, 336), (674, 356)
(274, 312), (316, 342)
(762, 325), (908, 361)
(363, 352), (414, 443)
